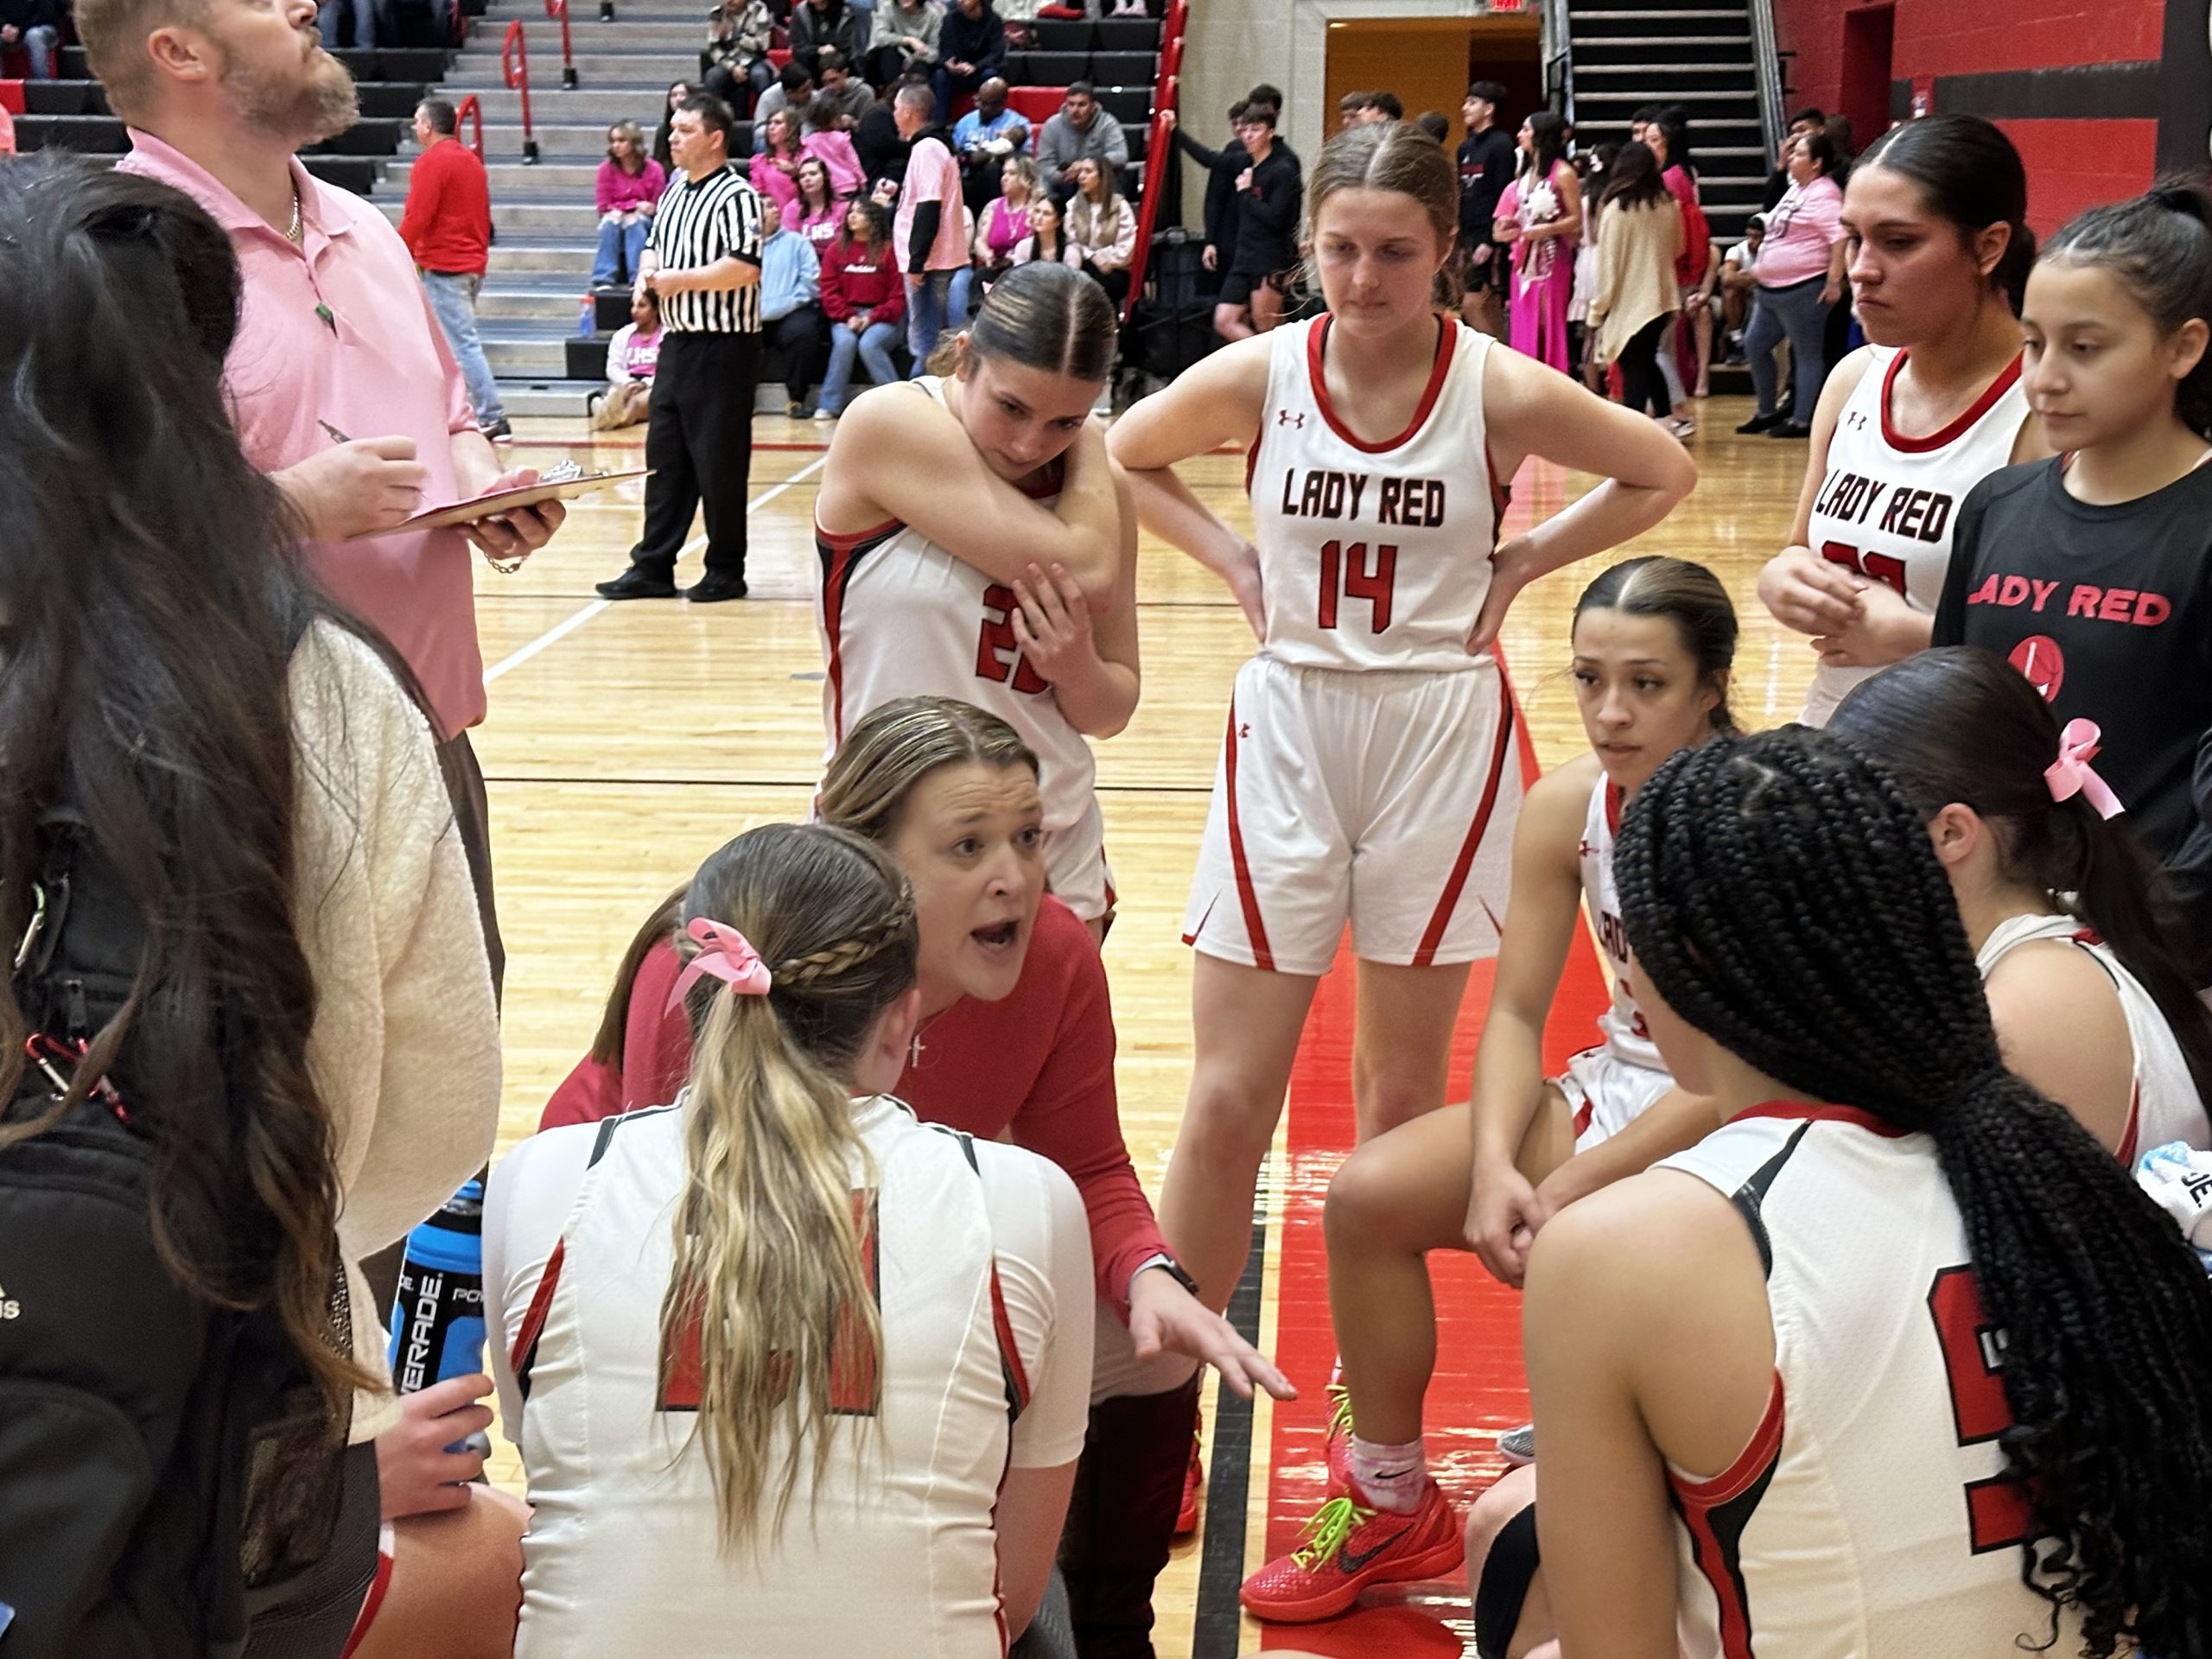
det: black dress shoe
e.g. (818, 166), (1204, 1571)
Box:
(683, 569), (749, 603)
(1767, 422), (1812, 439)
(1736, 412), (1780, 435)
(595, 567), (678, 600)
(481, 417), (514, 441)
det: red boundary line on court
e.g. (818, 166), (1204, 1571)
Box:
(1254, 717), (1614, 1656)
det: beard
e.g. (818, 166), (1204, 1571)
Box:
(223, 35), (360, 149)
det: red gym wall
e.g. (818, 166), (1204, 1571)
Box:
(1768, 0), (2212, 232)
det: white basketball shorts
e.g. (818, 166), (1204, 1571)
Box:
(1182, 655), (1522, 976)
(1046, 792), (1116, 925)
(1558, 1045), (1676, 1153)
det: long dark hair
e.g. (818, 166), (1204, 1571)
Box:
(1615, 727), (2212, 1657)
(2043, 177), (2212, 437)
(1853, 114), (2035, 314)
(1522, 109), (1567, 182)
(1599, 138), (1669, 212)
(1828, 647), (2212, 1105)
(842, 194), (892, 251)
(0, 156), (372, 1413)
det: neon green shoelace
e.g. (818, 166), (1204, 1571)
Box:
(1289, 1493), (1374, 1571)
(1325, 1379), (1354, 1443)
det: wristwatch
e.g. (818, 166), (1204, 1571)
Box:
(1132, 1252), (1202, 1300)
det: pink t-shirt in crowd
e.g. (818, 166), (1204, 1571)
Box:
(981, 194), (1030, 263)
(120, 132), (487, 740)
(1758, 175), (1845, 289)
(895, 135), (969, 274)
(596, 156), (667, 216)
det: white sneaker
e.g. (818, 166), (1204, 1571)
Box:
(1497, 1423), (1535, 1465)
(812, 407), (837, 422)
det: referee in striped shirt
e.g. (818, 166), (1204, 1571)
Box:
(598, 93), (764, 602)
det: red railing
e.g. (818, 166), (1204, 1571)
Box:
(1121, 0), (1188, 322)
(454, 92), (485, 162)
(501, 19), (539, 163)
(546, 0), (578, 88)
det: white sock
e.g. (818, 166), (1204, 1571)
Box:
(1348, 1433), (1426, 1514)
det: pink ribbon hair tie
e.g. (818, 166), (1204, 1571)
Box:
(2044, 719), (2124, 821)
(666, 918), (774, 1009)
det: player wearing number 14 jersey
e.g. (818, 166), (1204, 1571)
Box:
(1108, 124), (1694, 1341)
(811, 264), (1137, 927)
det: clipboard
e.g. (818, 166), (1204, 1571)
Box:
(346, 467), (652, 538)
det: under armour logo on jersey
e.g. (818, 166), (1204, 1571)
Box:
(1276, 410), (1306, 428)
(1577, 838), (1593, 859)
(1238, 723), (1251, 739)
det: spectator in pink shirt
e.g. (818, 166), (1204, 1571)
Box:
(594, 118), (666, 285)
(891, 80), (966, 373)
(799, 91), (865, 200)
(83, 0), (566, 1008)
(749, 106), (804, 216)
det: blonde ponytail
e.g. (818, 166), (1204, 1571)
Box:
(658, 823), (918, 1554)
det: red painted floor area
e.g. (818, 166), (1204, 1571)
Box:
(1255, 736), (1615, 1656)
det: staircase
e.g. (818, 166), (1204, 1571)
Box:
(380, 0), (702, 416)
(1564, 0), (1770, 243)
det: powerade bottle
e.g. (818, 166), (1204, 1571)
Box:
(388, 1179), (492, 1464)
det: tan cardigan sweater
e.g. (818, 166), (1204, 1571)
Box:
(291, 621), (502, 1442)
(1589, 194), (1683, 366)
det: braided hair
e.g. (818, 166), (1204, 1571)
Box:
(661, 822), (920, 1554)
(1613, 728), (2212, 1656)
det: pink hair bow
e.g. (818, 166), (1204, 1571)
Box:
(2044, 719), (2123, 821)
(666, 918), (773, 1008)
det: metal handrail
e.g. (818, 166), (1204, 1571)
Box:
(454, 92), (485, 161)
(502, 18), (539, 163)
(1122, 0), (1187, 325)
(1541, 0), (1573, 124)
(1746, 0), (1784, 164)
(546, 0), (579, 88)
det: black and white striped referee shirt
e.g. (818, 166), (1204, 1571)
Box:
(646, 163), (764, 334)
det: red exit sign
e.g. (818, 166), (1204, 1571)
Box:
(1490, 0), (1524, 10)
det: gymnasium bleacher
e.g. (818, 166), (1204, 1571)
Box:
(0, 0), (1182, 411)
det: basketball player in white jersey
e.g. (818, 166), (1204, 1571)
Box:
(485, 823), (1093, 1658)
(1828, 647), (2212, 1159)
(814, 261), (1136, 934)
(1484, 728), (2212, 1659)
(1107, 122), (1696, 1326)
(1757, 116), (2051, 725)
(1238, 558), (1738, 1619)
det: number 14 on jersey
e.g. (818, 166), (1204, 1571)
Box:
(1319, 540), (1399, 633)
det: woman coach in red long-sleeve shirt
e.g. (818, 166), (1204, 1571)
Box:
(542, 696), (1290, 1656)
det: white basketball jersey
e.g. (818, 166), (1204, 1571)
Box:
(1658, 1107), (2078, 1658)
(1578, 776), (1663, 1071)
(1801, 347), (2028, 725)
(1976, 912), (2209, 1162)
(1248, 315), (1504, 674)
(816, 378), (1096, 836)
(510, 1097), (1061, 1659)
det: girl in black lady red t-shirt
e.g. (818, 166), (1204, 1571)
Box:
(1935, 183), (2212, 916)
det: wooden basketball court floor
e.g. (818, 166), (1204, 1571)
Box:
(471, 397), (1818, 1656)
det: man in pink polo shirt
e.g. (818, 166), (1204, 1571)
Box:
(891, 79), (967, 374)
(80, 0), (564, 996)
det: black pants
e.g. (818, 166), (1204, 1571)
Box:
(1080, 259), (1130, 312)
(771, 304), (825, 404)
(1617, 312), (1671, 418)
(629, 329), (760, 578)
